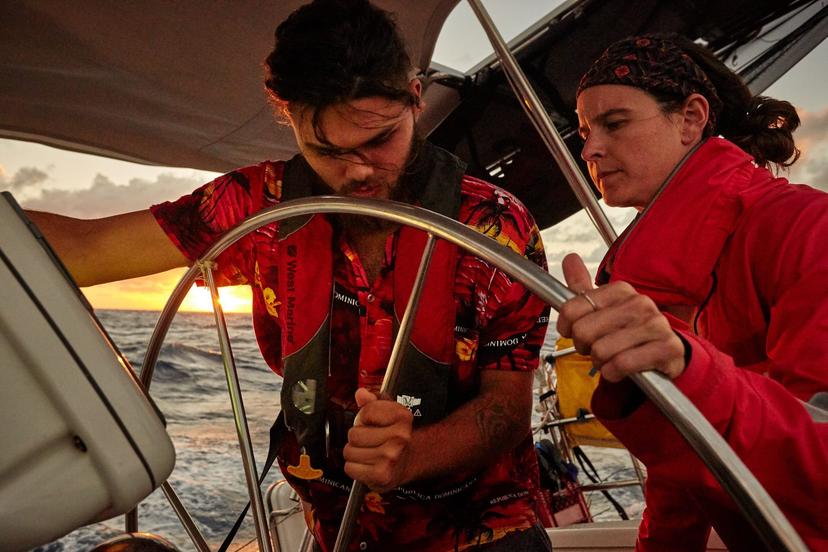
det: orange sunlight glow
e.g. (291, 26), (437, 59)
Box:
(179, 285), (253, 313)
(82, 268), (253, 313)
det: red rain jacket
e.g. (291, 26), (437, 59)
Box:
(592, 137), (828, 551)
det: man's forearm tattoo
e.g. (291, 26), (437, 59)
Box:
(474, 396), (521, 449)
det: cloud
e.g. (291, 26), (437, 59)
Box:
(795, 108), (828, 149)
(0, 166), (49, 192)
(580, 244), (611, 263)
(791, 156), (828, 192)
(541, 204), (634, 282)
(114, 269), (185, 293)
(19, 172), (206, 218)
(786, 107), (828, 192)
(551, 227), (602, 243)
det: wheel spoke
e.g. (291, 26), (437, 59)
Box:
(333, 234), (437, 552)
(160, 481), (211, 552)
(201, 261), (273, 552)
(381, 233), (437, 397)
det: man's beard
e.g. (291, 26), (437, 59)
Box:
(331, 135), (426, 235)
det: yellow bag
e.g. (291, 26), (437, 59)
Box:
(554, 337), (623, 449)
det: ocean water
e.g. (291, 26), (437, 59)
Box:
(36, 310), (643, 551)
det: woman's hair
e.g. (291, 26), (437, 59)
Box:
(579, 34), (800, 169)
(264, 0), (417, 130)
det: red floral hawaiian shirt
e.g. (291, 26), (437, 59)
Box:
(151, 158), (549, 551)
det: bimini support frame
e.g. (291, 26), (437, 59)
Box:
(133, 197), (804, 552)
(466, 0), (617, 247)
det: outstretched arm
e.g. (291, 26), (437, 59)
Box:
(26, 209), (189, 287)
(343, 369), (533, 493)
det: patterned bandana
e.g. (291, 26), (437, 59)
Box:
(578, 35), (722, 133)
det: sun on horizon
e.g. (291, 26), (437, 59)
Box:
(180, 284), (253, 313)
(81, 268), (253, 313)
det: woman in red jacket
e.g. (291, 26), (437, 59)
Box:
(557, 34), (828, 551)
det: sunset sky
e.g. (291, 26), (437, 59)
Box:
(1, 3), (825, 313)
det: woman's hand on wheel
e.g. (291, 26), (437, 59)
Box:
(556, 253), (686, 382)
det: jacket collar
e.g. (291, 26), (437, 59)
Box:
(598, 137), (766, 306)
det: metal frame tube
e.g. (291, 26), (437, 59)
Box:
(333, 235), (438, 552)
(124, 509), (137, 533)
(201, 262), (273, 552)
(127, 269), (200, 533)
(300, 530), (315, 552)
(140, 274), (193, 388)
(380, 234), (437, 394)
(466, 0), (617, 247)
(630, 453), (647, 490)
(137, 197), (805, 551)
(541, 413), (596, 429)
(580, 480), (644, 493)
(161, 481), (211, 552)
(549, 345), (577, 359)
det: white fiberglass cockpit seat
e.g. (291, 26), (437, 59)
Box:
(0, 192), (175, 551)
